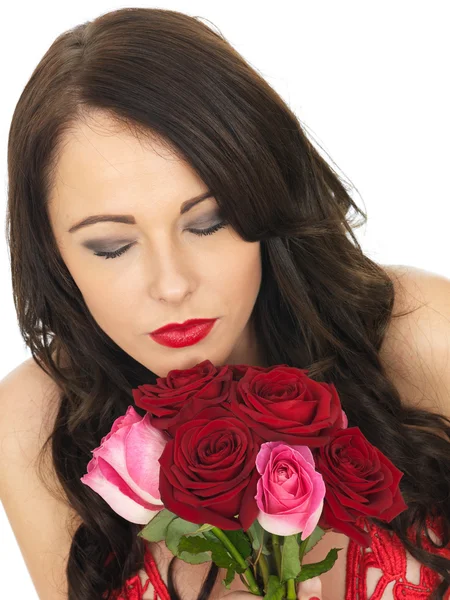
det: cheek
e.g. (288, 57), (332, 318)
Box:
(212, 240), (262, 307)
(65, 258), (137, 330)
(85, 284), (136, 333)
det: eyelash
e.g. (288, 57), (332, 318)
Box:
(93, 220), (229, 260)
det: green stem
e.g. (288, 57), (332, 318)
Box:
(298, 538), (308, 563)
(271, 534), (286, 596)
(211, 527), (262, 595)
(271, 533), (282, 575)
(286, 578), (297, 600)
(257, 552), (270, 589)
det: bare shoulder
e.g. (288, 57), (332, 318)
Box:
(0, 357), (83, 599)
(382, 263), (450, 311)
(379, 264), (450, 417)
(1, 357), (62, 442)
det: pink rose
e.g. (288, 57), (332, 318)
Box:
(255, 441), (325, 538)
(342, 410), (348, 428)
(81, 406), (168, 524)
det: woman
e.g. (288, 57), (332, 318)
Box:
(1, 7), (449, 600)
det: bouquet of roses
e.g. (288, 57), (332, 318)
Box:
(81, 360), (408, 599)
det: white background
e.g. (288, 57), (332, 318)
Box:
(1, 1), (449, 598)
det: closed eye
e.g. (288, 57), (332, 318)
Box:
(92, 220), (229, 260)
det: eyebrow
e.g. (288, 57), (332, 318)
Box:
(68, 191), (214, 234)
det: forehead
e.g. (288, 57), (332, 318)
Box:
(48, 111), (204, 222)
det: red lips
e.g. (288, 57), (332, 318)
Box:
(150, 318), (216, 335)
(149, 319), (218, 348)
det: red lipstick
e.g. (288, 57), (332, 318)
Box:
(149, 318), (218, 348)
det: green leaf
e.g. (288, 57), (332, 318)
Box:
(166, 518), (211, 564)
(262, 574), (285, 600)
(280, 534), (301, 583)
(303, 526), (325, 554)
(223, 529), (252, 560)
(178, 535), (245, 572)
(137, 509), (178, 542)
(295, 548), (342, 582)
(185, 523), (215, 536)
(199, 530), (248, 573)
(247, 519), (271, 556)
(202, 529), (220, 543)
(223, 566), (236, 589)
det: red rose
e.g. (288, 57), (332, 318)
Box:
(230, 365), (346, 447)
(315, 427), (408, 546)
(132, 360), (233, 436)
(227, 363), (281, 381)
(158, 405), (261, 531)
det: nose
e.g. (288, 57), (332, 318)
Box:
(146, 237), (195, 305)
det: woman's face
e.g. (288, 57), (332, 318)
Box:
(48, 112), (263, 377)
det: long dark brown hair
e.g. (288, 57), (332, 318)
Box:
(5, 7), (450, 600)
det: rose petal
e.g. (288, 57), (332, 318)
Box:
(81, 457), (161, 524)
(96, 414), (165, 505)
